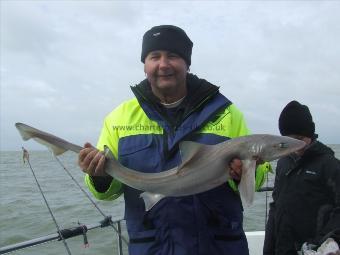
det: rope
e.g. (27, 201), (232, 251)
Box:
(23, 148), (72, 255)
(53, 155), (129, 245)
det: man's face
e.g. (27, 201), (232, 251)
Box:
(144, 50), (188, 97)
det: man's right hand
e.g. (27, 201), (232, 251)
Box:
(78, 142), (108, 176)
(229, 158), (243, 181)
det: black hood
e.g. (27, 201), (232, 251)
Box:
(302, 141), (335, 161)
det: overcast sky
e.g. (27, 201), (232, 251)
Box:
(1, 1), (340, 151)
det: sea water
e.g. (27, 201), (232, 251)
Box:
(1, 145), (339, 255)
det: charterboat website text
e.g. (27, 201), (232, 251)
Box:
(112, 124), (226, 132)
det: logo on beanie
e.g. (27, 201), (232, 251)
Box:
(153, 32), (161, 37)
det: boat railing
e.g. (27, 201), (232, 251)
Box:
(0, 217), (128, 255)
(0, 186), (274, 255)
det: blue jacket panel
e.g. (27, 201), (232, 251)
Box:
(118, 92), (249, 255)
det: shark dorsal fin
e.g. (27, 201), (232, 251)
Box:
(178, 141), (209, 166)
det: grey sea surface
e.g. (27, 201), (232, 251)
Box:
(1, 145), (339, 255)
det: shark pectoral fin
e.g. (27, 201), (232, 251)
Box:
(140, 192), (166, 211)
(238, 159), (256, 207)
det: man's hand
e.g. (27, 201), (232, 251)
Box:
(229, 158), (242, 181)
(228, 157), (264, 182)
(78, 142), (108, 176)
(326, 252), (340, 255)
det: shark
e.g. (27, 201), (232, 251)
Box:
(15, 122), (305, 210)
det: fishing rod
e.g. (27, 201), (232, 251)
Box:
(21, 149), (72, 255)
(15, 123), (129, 244)
(53, 155), (129, 245)
(0, 216), (119, 254)
(0, 149), (128, 254)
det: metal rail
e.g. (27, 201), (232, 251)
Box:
(0, 218), (126, 255)
(1, 147), (274, 254)
(257, 186), (274, 192)
(1, 185), (275, 255)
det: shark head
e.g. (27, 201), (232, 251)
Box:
(254, 135), (306, 161)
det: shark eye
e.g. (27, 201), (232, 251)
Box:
(279, 142), (288, 148)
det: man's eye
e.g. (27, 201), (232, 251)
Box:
(148, 54), (159, 60)
(168, 54), (179, 58)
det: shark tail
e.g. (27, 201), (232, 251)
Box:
(15, 122), (82, 155)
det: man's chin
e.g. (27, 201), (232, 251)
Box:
(156, 80), (176, 90)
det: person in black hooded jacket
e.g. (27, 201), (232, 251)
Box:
(263, 100), (340, 255)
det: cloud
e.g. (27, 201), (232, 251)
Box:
(1, 1), (340, 151)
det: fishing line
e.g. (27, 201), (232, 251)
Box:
(24, 152), (72, 255)
(53, 155), (129, 245)
(265, 171), (269, 227)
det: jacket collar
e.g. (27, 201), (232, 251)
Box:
(130, 73), (231, 151)
(130, 73), (220, 126)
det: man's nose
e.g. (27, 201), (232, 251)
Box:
(159, 56), (170, 68)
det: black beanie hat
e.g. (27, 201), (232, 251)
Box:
(279, 100), (315, 138)
(141, 25), (193, 66)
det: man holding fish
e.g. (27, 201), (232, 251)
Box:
(78, 25), (272, 255)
